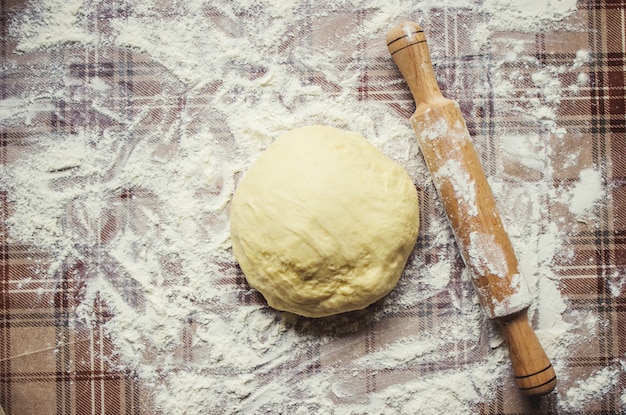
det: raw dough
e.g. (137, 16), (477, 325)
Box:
(229, 125), (419, 317)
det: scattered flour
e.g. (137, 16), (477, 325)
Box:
(559, 367), (621, 412)
(467, 232), (510, 280)
(2, 0), (618, 413)
(577, 72), (590, 85)
(565, 168), (605, 216)
(608, 270), (626, 297)
(480, 0), (578, 32)
(11, 0), (94, 52)
(423, 260), (452, 291)
(434, 158), (479, 216)
(573, 49), (591, 68)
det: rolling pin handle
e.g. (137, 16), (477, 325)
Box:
(386, 21), (443, 106)
(497, 309), (557, 396)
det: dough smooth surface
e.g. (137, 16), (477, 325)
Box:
(229, 125), (420, 317)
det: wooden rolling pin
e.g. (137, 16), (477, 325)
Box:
(387, 21), (556, 396)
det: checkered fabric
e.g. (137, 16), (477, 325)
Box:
(1, 0), (625, 414)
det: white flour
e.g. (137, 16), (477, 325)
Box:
(559, 367), (621, 412)
(2, 0), (620, 413)
(566, 168), (605, 216)
(434, 158), (479, 217)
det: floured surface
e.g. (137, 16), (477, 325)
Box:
(1, 0), (625, 414)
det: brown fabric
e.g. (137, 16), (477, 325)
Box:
(1, 1), (625, 414)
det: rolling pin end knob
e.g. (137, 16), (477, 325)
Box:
(386, 21), (425, 54)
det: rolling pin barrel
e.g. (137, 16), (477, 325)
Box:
(387, 21), (556, 396)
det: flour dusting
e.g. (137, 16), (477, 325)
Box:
(435, 159), (479, 217)
(559, 367), (621, 411)
(566, 168), (605, 216)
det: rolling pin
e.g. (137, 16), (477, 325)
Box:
(387, 21), (556, 396)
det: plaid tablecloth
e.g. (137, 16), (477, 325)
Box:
(1, 0), (625, 414)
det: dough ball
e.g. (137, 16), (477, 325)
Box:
(229, 125), (419, 317)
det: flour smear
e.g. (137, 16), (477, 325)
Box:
(1, 0), (619, 413)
